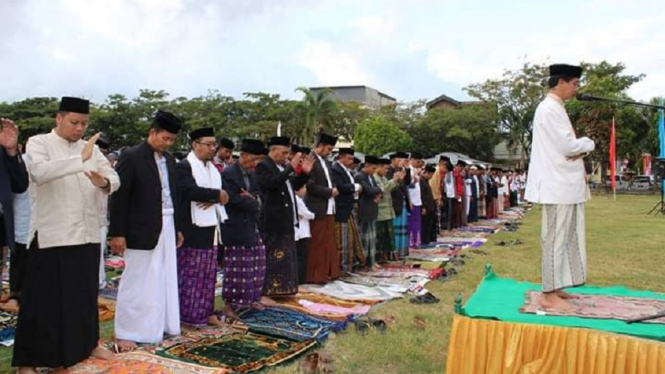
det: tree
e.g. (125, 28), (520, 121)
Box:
(295, 87), (337, 144)
(408, 104), (500, 160)
(354, 115), (413, 156)
(566, 61), (646, 178)
(465, 61), (549, 164)
(326, 101), (370, 143)
(0, 97), (59, 143)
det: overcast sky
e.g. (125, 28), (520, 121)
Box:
(1, 0), (663, 104)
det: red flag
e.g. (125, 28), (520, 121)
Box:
(609, 118), (616, 191)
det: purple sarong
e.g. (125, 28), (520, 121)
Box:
(408, 205), (422, 248)
(177, 246), (218, 325)
(222, 232), (266, 310)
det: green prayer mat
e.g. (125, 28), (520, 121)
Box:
(157, 333), (316, 373)
(462, 271), (665, 341)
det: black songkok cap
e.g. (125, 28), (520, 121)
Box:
(267, 136), (292, 147)
(317, 132), (338, 147)
(189, 127), (215, 141)
(219, 138), (235, 149)
(338, 148), (354, 156)
(439, 155), (450, 163)
(410, 152), (424, 160)
(456, 159), (467, 167)
(390, 152), (409, 160)
(240, 139), (266, 155)
(549, 64), (583, 78)
(378, 158), (391, 165)
(353, 157), (361, 165)
(299, 146), (311, 154)
(154, 110), (182, 134)
(364, 155), (380, 165)
(425, 164), (437, 173)
(59, 96), (89, 114)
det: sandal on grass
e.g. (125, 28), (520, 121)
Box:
(353, 319), (370, 335)
(368, 316), (387, 334)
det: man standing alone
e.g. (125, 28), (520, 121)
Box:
(526, 64), (595, 311)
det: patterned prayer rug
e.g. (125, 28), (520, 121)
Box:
(273, 297), (366, 321)
(99, 285), (118, 301)
(237, 306), (347, 342)
(157, 333), (316, 373)
(0, 311), (17, 345)
(61, 351), (229, 374)
(299, 280), (404, 301)
(361, 266), (444, 280)
(521, 291), (665, 324)
(340, 273), (426, 290)
(457, 226), (500, 234)
(407, 247), (460, 262)
(98, 297), (115, 322)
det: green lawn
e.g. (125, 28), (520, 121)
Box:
(1, 194), (663, 373)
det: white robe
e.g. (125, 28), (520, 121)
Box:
(114, 211), (180, 343)
(525, 93), (595, 204)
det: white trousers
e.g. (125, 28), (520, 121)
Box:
(541, 203), (587, 292)
(114, 213), (180, 343)
(99, 226), (108, 289)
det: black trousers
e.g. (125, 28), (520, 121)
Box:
(10, 241), (30, 301)
(421, 211), (438, 245)
(445, 198), (456, 230)
(296, 238), (310, 285)
(12, 237), (100, 368)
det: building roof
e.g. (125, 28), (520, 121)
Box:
(426, 94), (461, 109)
(309, 85), (397, 101)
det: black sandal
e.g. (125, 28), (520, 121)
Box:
(354, 319), (370, 335)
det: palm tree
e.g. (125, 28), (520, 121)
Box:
(295, 87), (338, 145)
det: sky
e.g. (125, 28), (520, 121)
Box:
(1, 0), (664, 104)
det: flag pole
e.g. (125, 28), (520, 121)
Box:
(611, 116), (617, 201)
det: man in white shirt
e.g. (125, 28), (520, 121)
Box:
(330, 148), (364, 271)
(526, 63), (595, 311)
(110, 110), (184, 350)
(174, 127), (230, 328)
(13, 97), (119, 372)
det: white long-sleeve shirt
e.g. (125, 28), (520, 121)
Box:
(526, 93), (595, 204)
(13, 155), (30, 245)
(295, 195), (315, 240)
(26, 130), (120, 248)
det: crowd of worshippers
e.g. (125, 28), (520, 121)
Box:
(0, 96), (527, 372)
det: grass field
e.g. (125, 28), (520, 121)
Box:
(0, 194), (663, 373)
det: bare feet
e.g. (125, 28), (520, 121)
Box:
(114, 339), (137, 353)
(259, 296), (277, 307)
(250, 302), (265, 311)
(222, 304), (240, 322)
(207, 315), (225, 327)
(372, 264), (382, 271)
(0, 299), (19, 313)
(555, 289), (580, 299)
(91, 345), (114, 360)
(17, 367), (38, 374)
(539, 292), (577, 312)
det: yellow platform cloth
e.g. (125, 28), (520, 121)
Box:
(446, 315), (665, 374)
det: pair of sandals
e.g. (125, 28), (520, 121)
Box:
(410, 292), (440, 304)
(354, 316), (387, 335)
(469, 249), (489, 255)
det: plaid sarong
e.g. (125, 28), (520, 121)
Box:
(359, 220), (377, 267)
(393, 206), (409, 257)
